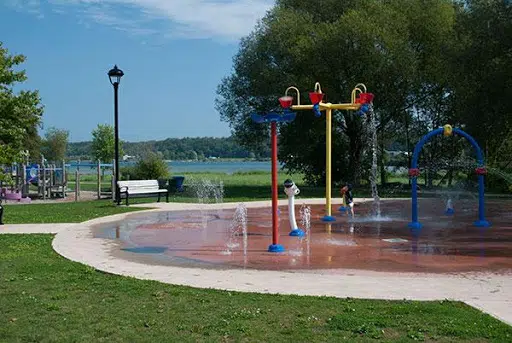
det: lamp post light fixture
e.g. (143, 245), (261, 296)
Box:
(108, 65), (124, 205)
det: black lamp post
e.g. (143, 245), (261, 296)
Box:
(108, 65), (124, 205)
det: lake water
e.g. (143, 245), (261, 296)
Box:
(67, 160), (273, 175)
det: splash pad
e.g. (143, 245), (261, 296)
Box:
(91, 198), (512, 274)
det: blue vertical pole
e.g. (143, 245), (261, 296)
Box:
(474, 174), (490, 227)
(478, 175), (485, 222)
(411, 176), (418, 223)
(408, 173), (422, 229)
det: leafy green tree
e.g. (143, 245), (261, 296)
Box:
(216, 0), (457, 185)
(91, 124), (123, 163)
(186, 150), (198, 160)
(41, 127), (69, 162)
(450, 0), (512, 166)
(0, 42), (43, 180)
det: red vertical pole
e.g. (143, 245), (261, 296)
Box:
(271, 122), (279, 246)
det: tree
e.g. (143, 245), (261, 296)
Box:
(216, 0), (457, 185)
(91, 124), (123, 163)
(450, 0), (512, 166)
(41, 127), (69, 162)
(0, 42), (43, 181)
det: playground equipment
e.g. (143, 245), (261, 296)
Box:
(408, 124), (490, 229)
(251, 111), (297, 253)
(29, 158), (68, 199)
(283, 179), (304, 237)
(280, 82), (373, 221)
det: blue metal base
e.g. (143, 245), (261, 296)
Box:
(445, 208), (455, 215)
(268, 244), (285, 253)
(473, 219), (491, 228)
(289, 229), (305, 237)
(322, 215), (336, 222)
(338, 206), (347, 212)
(408, 221), (423, 230)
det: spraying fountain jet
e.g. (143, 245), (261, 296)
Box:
(284, 179), (305, 237)
(445, 198), (455, 215)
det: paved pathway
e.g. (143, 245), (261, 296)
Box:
(0, 223), (75, 234)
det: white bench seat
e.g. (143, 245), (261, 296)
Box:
(117, 180), (170, 205)
(125, 188), (168, 194)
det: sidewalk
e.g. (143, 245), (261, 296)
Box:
(0, 223), (75, 234)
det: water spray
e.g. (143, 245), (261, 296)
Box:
(445, 198), (455, 215)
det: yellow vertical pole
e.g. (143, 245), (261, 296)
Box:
(326, 107), (332, 218)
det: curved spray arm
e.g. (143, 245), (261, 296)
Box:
(284, 179), (305, 237)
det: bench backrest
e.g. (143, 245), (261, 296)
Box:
(117, 180), (160, 191)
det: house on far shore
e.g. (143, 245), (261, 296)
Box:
(122, 155), (135, 161)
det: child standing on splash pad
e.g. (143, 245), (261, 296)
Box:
(341, 183), (355, 218)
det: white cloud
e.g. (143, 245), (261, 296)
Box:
(8, 0), (274, 42)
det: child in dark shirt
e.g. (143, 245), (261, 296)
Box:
(340, 183), (355, 218)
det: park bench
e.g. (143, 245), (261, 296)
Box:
(117, 180), (170, 206)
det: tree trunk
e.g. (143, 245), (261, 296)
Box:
(447, 169), (453, 187)
(404, 111), (412, 186)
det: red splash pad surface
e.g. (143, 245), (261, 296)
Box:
(93, 199), (512, 273)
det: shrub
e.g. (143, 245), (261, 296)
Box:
(132, 152), (170, 180)
(120, 166), (138, 181)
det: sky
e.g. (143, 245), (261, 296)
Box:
(0, 0), (273, 142)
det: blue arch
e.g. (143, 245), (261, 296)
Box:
(408, 127), (490, 230)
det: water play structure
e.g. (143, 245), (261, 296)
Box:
(279, 82), (373, 221)
(283, 179), (304, 237)
(251, 111), (297, 252)
(408, 124), (490, 229)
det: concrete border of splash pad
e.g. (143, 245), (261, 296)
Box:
(48, 198), (512, 326)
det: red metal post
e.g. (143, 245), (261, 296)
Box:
(271, 121), (279, 246)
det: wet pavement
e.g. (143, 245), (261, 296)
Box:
(93, 199), (512, 274)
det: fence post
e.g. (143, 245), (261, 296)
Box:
(97, 160), (101, 199)
(49, 164), (54, 198)
(75, 170), (79, 202)
(41, 159), (46, 201)
(62, 160), (67, 197)
(21, 163), (27, 197)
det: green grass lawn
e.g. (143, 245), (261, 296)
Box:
(3, 200), (148, 224)
(1, 235), (510, 342)
(68, 171), (411, 200)
(4, 171), (412, 224)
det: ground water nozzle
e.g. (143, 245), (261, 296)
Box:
(445, 198), (455, 215)
(284, 179), (305, 237)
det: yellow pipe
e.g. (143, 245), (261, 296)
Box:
(329, 103), (361, 111)
(291, 105), (315, 110)
(351, 87), (363, 104)
(326, 107), (332, 218)
(354, 83), (367, 93)
(285, 86), (301, 106)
